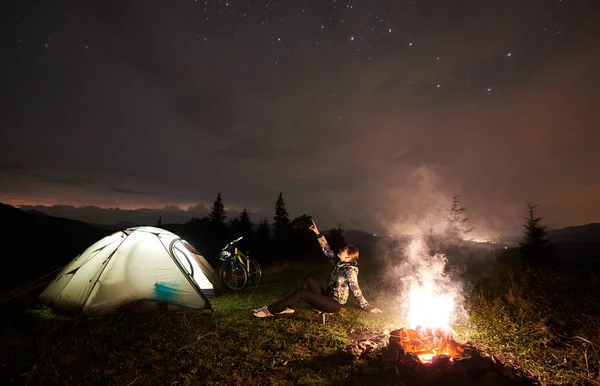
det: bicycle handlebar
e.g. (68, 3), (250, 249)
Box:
(223, 236), (244, 249)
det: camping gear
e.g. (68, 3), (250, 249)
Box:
(39, 226), (222, 316)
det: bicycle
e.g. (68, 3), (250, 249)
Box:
(218, 236), (262, 291)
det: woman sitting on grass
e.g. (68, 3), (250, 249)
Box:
(253, 219), (382, 318)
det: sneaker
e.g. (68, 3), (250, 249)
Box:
(253, 306), (273, 318)
(277, 307), (295, 314)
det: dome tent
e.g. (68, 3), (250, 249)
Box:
(39, 226), (222, 316)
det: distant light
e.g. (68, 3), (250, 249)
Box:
(507, 52), (512, 57)
(409, 42), (413, 47)
(486, 87), (492, 92)
(350, 36), (355, 41)
(388, 28), (392, 33)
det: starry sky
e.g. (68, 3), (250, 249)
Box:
(1, 0), (599, 236)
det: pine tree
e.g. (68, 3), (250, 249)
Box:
(238, 208), (253, 236)
(232, 208), (254, 251)
(207, 192), (228, 262)
(209, 192), (226, 225)
(519, 204), (554, 263)
(156, 216), (162, 227)
(273, 192), (291, 247)
(444, 192), (473, 241)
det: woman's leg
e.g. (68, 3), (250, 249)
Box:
(268, 276), (341, 314)
(298, 276), (325, 295)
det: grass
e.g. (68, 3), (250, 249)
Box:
(1, 251), (600, 385)
(1, 263), (400, 386)
(456, 253), (600, 386)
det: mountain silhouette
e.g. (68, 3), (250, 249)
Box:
(547, 223), (600, 244)
(0, 202), (111, 291)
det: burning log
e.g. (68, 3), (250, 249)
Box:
(388, 327), (466, 364)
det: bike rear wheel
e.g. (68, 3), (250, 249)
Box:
(220, 260), (248, 291)
(247, 259), (262, 287)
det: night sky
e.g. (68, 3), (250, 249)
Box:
(1, 1), (599, 236)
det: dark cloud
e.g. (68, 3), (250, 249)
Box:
(1, 0), (598, 235)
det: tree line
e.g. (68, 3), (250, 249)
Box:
(165, 192), (347, 267)
(166, 190), (554, 267)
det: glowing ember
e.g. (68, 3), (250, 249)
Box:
(389, 327), (465, 363)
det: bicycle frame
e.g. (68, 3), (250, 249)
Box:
(234, 247), (250, 272)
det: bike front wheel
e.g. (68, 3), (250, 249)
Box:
(247, 259), (262, 287)
(220, 261), (248, 291)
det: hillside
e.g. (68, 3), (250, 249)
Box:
(547, 223), (600, 244)
(0, 203), (111, 289)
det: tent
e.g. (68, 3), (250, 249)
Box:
(39, 226), (222, 316)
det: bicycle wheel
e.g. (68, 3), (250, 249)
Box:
(220, 260), (248, 291)
(247, 259), (262, 287)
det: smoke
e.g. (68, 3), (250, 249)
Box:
(377, 164), (517, 240)
(381, 165), (451, 237)
(397, 237), (466, 329)
(376, 165), (472, 329)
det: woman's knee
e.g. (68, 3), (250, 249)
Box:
(300, 275), (317, 289)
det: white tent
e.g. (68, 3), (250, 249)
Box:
(39, 226), (222, 316)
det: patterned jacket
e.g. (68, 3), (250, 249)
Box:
(317, 234), (372, 311)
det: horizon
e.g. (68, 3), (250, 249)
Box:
(5, 201), (597, 239)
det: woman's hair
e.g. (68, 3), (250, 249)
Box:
(344, 244), (359, 263)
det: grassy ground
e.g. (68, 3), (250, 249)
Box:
(1, 253), (599, 385)
(1, 263), (402, 385)
(460, 254), (600, 386)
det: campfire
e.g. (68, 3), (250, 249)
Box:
(387, 239), (467, 365)
(389, 326), (465, 364)
(346, 239), (534, 385)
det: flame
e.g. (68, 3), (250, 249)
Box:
(390, 327), (464, 364)
(406, 283), (457, 362)
(395, 238), (464, 363)
(407, 281), (454, 330)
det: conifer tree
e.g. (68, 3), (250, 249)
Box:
(444, 192), (473, 241)
(519, 204), (554, 262)
(238, 208), (253, 236)
(273, 192), (291, 246)
(209, 192), (226, 225)
(207, 192), (228, 262)
(231, 208), (254, 251)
